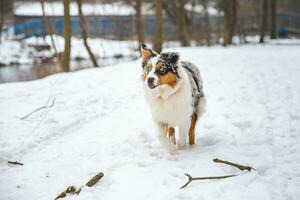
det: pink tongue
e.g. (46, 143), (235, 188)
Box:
(148, 83), (155, 89)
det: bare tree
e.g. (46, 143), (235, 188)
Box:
(270, 0), (277, 39)
(163, 0), (194, 46)
(76, 0), (99, 67)
(259, 0), (268, 43)
(39, 0), (59, 58)
(0, 0), (3, 44)
(220, 0), (238, 46)
(236, 0), (251, 44)
(202, 0), (211, 46)
(0, 0), (12, 44)
(135, 0), (144, 46)
(63, 0), (72, 72)
(124, 0), (144, 48)
(153, 0), (163, 53)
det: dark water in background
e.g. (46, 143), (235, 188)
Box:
(0, 61), (87, 83)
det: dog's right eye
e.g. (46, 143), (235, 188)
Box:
(158, 66), (168, 75)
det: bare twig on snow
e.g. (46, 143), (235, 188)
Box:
(20, 97), (56, 120)
(85, 172), (104, 187)
(180, 173), (236, 189)
(55, 186), (77, 200)
(213, 158), (255, 171)
(8, 161), (24, 166)
(54, 172), (104, 199)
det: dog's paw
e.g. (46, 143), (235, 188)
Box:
(166, 145), (177, 155)
(176, 140), (186, 149)
(169, 135), (176, 145)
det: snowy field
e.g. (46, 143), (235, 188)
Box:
(0, 42), (300, 200)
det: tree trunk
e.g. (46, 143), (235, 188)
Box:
(259, 0), (268, 43)
(202, 0), (211, 46)
(177, 1), (190, 46)
(0, 0), (4, 44)
(229, 0), (237, 43)
(222, 0), (237, 46)
(162, 0), (191, 47)
(134, 0), (144, 47)
(173, 0), (190, 46)
(153, 0), (163, 53)
(223, 4), (230, 46)
(270, 0), (277, 39)
(76, 0), (99, 67)
(39, 0), (58, 57)
(63, 0), (72, 72)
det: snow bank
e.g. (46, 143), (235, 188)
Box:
(14, 1), (153, 16)
(14, 1), (219, 17)
(0, 40), (34, 66)
(0, 43), (300, 200)
(24, 35), (139, 61)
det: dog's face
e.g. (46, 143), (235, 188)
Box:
(140, 44), (180, 90)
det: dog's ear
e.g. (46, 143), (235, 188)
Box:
(169, 53), (179, 65)
(160, 52), (180, 66)
(141, 43), (157, 60)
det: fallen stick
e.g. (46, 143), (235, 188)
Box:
(86, 172), (104, 187)
(54, 172), (104, 199)
(21, 98), (56, 120)
(55, 186), (77, 200)
(8, 161), (24, 166)
(213, 158), (255, 171)
(180, 173), (236, 189)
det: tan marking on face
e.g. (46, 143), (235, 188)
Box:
(141, 49), (152, 60)
(141, 63), (153, 81)
(141, 71), (147, 81)
(156, 62), (163, 69)
(158, 72), (177, 88)
(147, 63), (153, 71)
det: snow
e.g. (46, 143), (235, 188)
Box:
(14, 1), (153, 16)
(0, 36), (138, 68)
(14, 1), (219, 17)
(0, 40), (34, 66)
(185, 4), (219, 16)
(24, 35), (139, 62)
(1, 42), (300, 200)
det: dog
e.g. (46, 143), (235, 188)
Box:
(140, 44), (206, 154)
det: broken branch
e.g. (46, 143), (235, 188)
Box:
(20, 97), (56, 120)
(55, 186), (77, 200)
(86, 172), (104, 187)
(8, 161), (24, 166)
(55, 172), (104, 199)
(180, 173), (236, 189)
(213, 158), (255, 171)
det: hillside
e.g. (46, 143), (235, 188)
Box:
(0, 42), (300, 200)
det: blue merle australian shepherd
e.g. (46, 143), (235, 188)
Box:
(140, 44), (206, 154)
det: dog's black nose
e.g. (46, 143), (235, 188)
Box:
(147, 77), (154, 84)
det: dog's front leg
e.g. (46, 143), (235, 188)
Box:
(177, 122), (189, 149)
(154, 121), (176, 154)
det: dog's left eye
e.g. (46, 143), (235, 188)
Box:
(158, 67), (168, 75)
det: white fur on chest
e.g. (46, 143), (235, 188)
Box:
(144, 67), (193, 126)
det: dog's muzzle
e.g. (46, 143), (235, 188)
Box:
(147, 77), (156, 89)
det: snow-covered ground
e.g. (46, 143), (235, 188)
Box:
(0, 43), (300, 200)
